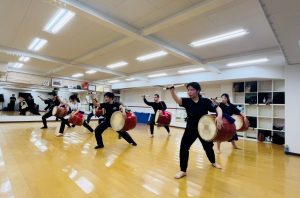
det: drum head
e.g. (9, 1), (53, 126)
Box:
(52, 106), (57, 116)
(232, 115), (243, 130)
(198, 115), (218, 141)
(155, 110), (161, 123)
(110, 111), (125, 131)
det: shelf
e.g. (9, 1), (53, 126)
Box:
(272, 104), (285, 106)
(273, 117), (285, 119)
(273, 130), (285, 133)
(257, 128), (273, 131)
(257, 116), (272, 118)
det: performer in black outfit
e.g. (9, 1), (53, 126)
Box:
(216, 93), (248, 153)
(26, 95), (40, 115)
(39, 93), (63, 129)
(93, 92), (137, 149)
(143, 94), (170, 137)
(56, 95), (93, 137)
(170, 82), (223, 179)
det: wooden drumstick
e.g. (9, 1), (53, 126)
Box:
(163, 84), (186, 90)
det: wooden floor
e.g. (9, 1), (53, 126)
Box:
(0, 122), (299, 198)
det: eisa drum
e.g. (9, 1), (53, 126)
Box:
(198, 115), (236, 142)
(94, 107), (105, 117)
(52, 106), (68, 117)
(231, 114), (249, 132)
(110, 111), (137, 132)
(155, 110), (172, 126)
(69, 112), (84, 126)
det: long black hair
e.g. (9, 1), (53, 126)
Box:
(221, 93), (231, 104)
(186, 82), (202, 97)
(69, 94), (80, 103)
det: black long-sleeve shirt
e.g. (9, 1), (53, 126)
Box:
(143, 98), (167, 113)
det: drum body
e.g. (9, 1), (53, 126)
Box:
(110, 111), (137, 131)
(95, 107), (105, 117)
(198, 115), (236, 142)
(52, 106), (68, 117)
(231, 114), (249, 132)
(155, 110), (172, 126)
(69, 112), (84, 126)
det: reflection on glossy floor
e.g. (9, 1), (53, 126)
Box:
(0, 122), (299, 198)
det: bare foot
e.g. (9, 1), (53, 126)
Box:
(174, 171), (187, 179)
(212, 163), (222, 169)
(149, 135), (154, 138)
(216, 150), (221, 154)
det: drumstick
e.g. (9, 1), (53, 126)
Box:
(163, 84), (186, 90)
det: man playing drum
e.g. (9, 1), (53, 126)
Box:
(143, 94), (170, 138)
(170, 82), (223, 179)
(93, 92), (137, 149)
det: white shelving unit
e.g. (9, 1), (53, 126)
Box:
(232, 80), (285, 143)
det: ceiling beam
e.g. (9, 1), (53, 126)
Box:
(143, 0), (234, 35)
(60, 0), (220, 73)
(0, 45), (127, 77)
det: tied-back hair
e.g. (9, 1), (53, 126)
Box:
(221, 93), (231, 104)
(69, 94), (80, 103)
(186, 82), (202, 97)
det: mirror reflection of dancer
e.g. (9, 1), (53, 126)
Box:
(143, 94), (170, 138)
(56, 94), (93, 137)
(92, 92), (137, 149)
(169, 82), (223, 179)
(39, 92), (63, 129)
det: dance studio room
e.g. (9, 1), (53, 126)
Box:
(0, 0), (300, 197)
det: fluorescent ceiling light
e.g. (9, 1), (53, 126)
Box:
(108, 80), (120, 83)
(72, 73), (84, 77)
(125, 78), (135, 81)
(226, 58), (269, 67)
(178, 68), (205, 74)
(9, 62), (23, 68)
(18, 56), (30, 62)
(28, 38), (48, 51)
(44, 8), (75, 34)
(189, 29), (248, 47)
(136, 51), (168, 61)
(85, 70), (97, 74)
(148, 73), (167, 78)
(106, 61), (128, 69)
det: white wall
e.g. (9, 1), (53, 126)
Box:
(285, 65), (300, 154)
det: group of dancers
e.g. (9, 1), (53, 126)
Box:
(38, 81), (247, 179)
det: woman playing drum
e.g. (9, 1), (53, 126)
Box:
(216, 93), (249, 153)
(56, 94), (94, 137)
(143, 94), (170, 137)
(170, 82), (223, 179)
(92, 92), (137, 149)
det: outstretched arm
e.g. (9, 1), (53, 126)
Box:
(170, 87), (182, 106)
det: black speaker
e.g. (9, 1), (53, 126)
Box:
(0, 94), (4, 102)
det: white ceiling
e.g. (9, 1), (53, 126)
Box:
(0, 0), (288, 86)
(260, 0), (300, 65)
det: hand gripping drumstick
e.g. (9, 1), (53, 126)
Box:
(163, 84), (186, 90)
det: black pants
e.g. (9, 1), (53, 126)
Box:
(149, 118), (170, 135)
(19, 107), (29, 115)
(94, 121), (136, 147)
(42, 111), (53, 128)
(86, 111), (94, 123)
(59, 117), (93, 134)
(88, 103), (93, 111)
(180, 126), (215, 172)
